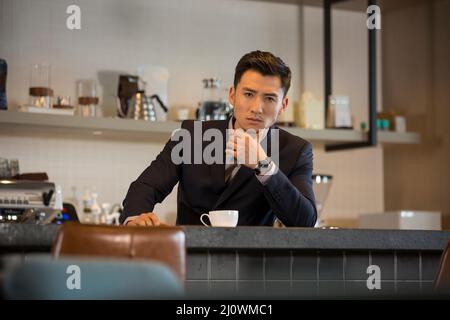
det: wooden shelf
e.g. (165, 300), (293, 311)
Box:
(283, 127), (421, 144)
(0, 110), (421, 144)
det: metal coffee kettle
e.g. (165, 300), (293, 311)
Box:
(118, 90), (168, 121)
(129, 91), (168, 121)
(131, 90), (154, 121)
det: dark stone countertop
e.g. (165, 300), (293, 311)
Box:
(1, 224), (450, 251)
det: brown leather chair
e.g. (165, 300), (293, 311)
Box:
(434, 238), (450, 293)
(52, 222), (186, 282)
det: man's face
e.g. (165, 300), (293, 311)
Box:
(228, 69), (288, 130)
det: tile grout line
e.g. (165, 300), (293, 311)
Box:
(419, 251), (423, 292)
(290, 250), (293, 293)
(263, 251), (266, 294)
(236, 250), (239, 293)
(343, 251), (347, 296)
(316, 250), (320, 296)
(207, 250), (211, 292)
(394, 251), (397, 293)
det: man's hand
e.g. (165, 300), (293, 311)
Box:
(225, 129), (267, 169)
(126, 212), (161, 227)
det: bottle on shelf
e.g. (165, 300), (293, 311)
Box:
(82, 187), (93, 224)
(65, 186), (80, 217)
(90, 189), (103, 224)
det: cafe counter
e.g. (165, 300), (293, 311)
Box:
(1, 224), (449, 298)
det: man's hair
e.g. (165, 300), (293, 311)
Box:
(233, 50), (291, 97)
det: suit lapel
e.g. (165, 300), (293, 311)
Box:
(208, 119), (228, 192)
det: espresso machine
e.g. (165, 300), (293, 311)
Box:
(0, 180), (78, 224)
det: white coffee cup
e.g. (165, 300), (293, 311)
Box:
(200, 210), (239, 227)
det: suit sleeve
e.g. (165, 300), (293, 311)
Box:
(120, 135), (181, 224)
(260, 142), (317, 227)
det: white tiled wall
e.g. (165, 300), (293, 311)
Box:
(0, 0), (384, 224)
(0, 134), (383, 224)
(0, 135), (179, 222)
(0, 0), (302, 115)
(313, 146), (384, 222)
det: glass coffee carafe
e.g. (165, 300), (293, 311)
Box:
(197, 78), (231, 121)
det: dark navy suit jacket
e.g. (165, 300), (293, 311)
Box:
(121, 119), (317, 227)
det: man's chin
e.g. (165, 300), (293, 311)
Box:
(243, 121), (266, 131)
(234, 118), (266, 131)
(246, 125), (265, 131)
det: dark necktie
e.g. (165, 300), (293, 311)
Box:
(224, 164), (238, 185)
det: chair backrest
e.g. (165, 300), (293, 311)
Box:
(3, 255), (183, 299)
(51, 222), (186, 282)
(434, 238), (450, 293)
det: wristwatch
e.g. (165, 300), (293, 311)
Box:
(254, 157), (272, 175)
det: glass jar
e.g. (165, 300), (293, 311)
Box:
(77, 80), (101, 117)
(0, 158), (10, 178)
(9, 159), (19, 177)
(29, 63), (53, 108)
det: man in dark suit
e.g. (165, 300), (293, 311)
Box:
(121, 50), (317, 227)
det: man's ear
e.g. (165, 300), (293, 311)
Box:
(278, 96), (289, 116)
(228, 86), (235, 106)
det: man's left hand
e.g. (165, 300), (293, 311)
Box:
(225, 129), (267, 170)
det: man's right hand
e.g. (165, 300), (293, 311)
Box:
(125, 212), (161, 227)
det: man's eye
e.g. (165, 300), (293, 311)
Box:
(266, 97), (276, 102)
(244, 92), (253, 97)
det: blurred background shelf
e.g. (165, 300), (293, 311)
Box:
(284, 127), (421, 144)
(0, 110), (421, 144)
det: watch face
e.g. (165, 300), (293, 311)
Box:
(258, 157), (271, 168)
(255, 157), (271, 175)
